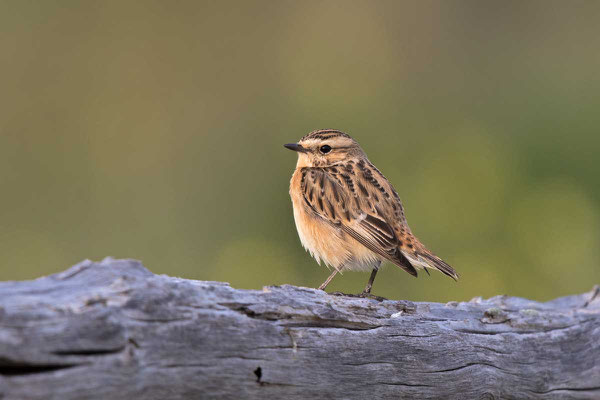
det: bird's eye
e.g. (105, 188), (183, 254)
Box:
(320, 145), (332, 154)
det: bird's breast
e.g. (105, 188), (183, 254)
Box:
(289, 169), (381, 272)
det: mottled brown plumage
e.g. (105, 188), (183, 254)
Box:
(285, 129), (458, 294)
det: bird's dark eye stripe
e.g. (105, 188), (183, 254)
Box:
(320, 145), (332, 153)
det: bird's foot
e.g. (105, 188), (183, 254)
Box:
(358, 291), (388, 302)
(329, 291), (387, 302)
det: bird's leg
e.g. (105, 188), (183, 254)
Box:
(362, 267), (378, 295)
(357, 261), (387, 300)
(318, 269), (338, 291)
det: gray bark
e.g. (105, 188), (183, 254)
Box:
(0, 258), (599, 400)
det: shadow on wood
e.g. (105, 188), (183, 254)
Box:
(0, 258), (599, 399)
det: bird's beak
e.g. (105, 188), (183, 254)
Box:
(283, 143), (307, 153)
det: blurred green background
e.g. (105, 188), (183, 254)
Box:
(2, 0), (600, 302)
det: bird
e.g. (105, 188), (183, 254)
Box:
(284, 129), (458, 296)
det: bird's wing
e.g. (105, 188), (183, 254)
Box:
(300, 165), (417, 276)
(348, 160), (459, 281)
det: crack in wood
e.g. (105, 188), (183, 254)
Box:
(51, 346), (125, 356)
(0, 357), (80, 377)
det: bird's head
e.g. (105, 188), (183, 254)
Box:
(284, 129), (365, 168)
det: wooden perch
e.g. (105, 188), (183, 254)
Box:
(0, 258), (599, 400)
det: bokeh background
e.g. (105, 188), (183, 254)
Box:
(2, 0), (600, 302)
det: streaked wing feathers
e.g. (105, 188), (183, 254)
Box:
(299, 165), (418, 276)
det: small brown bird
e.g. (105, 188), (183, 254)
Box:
(285, 129), (458, 295)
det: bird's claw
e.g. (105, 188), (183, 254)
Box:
(329, 291), (387, 302)
(358, 291), (388, 301)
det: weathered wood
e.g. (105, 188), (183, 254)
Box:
(0, 258), (599, 400)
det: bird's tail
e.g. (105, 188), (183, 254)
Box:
(401, 239), (459, 281)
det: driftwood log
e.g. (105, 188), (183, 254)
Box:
(0, 258), (599, 400)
